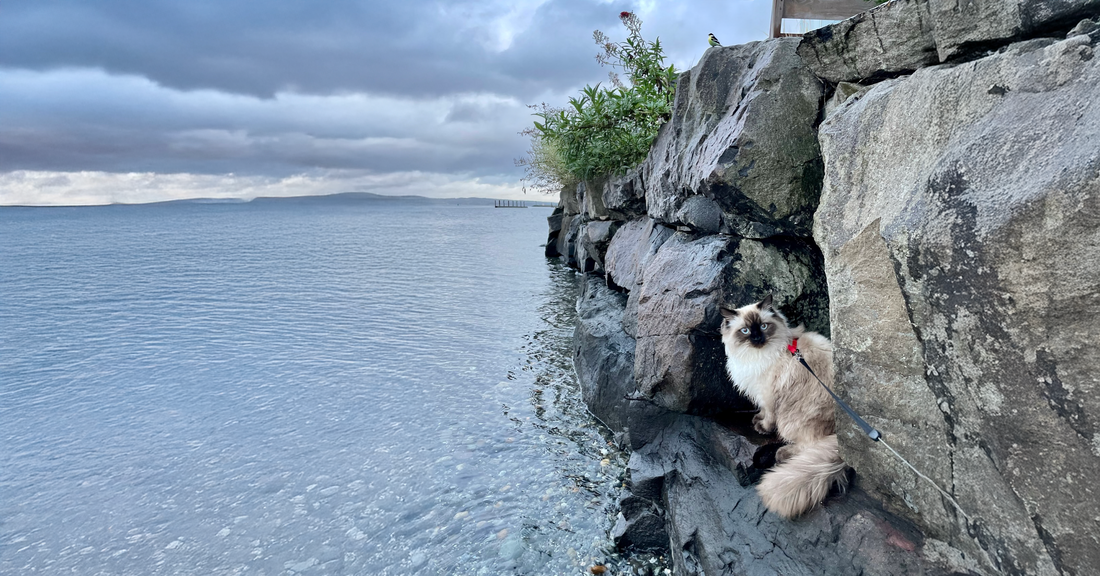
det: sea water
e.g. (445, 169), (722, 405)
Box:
(0, 199), (631, 575)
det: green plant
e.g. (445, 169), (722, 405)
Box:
(517, 12), (676, 192)
(515, 104), (578, 195)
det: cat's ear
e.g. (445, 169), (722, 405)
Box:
(759, 294), (774, 310)
(720, 306), (739, 319)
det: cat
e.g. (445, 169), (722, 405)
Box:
(720, 294), (848, 518)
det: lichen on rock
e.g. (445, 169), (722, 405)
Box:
(815, 28), (1100, 576)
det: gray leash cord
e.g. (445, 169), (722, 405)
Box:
(793, 349), (972, 522)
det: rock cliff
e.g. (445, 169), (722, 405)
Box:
(548, 2), (1100, 575)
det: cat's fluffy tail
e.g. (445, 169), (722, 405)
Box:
(757, 435), (848, 518)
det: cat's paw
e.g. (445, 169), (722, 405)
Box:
(752, 413), (774, 435)
(775, 445), (796, 463)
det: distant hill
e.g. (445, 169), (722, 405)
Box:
(151, 197), (249, 205)
(248, 192), (496, 205)
(6, 192), (529, 208)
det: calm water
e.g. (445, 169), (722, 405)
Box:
(0, 200), (631, 575)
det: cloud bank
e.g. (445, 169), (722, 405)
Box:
(0, 0), (772, 205)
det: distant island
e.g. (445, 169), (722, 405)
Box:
(2, 192), (545, 208)
(246, 192), (498, 206)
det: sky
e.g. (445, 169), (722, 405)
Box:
(0, 0), (778, 206)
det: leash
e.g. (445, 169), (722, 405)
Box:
(788, 338), (972, 521)
(788, 339), (881, 441)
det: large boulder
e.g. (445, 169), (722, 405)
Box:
(798, 0), (1100, 83)
(576, 220), (621, 274)
(559, 180), (582, 216)
(645, 39), (825, 239)
(929, 0), (1100, 61)
(603, 219), (676, 345)
(545, 206), (564, 258)
(551, 181), (585, 266)
(573, 273), (678, 452)
(581, 178), (610, 221)
(797, 0), (938, 84)
(633, 231), (830, 415)
(814, 32), (1100, 576)
(602, 166), (647, 222)
(554, 214), (581, 268)
(573, 275), (637, 433)
(604, 218), (675, 293)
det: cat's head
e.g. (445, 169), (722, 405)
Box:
(719, 294), (791, 350)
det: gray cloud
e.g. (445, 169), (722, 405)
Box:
(0, 0), (616, 99)
(0, 68), (538, 176)
(0, 0), (781, 204)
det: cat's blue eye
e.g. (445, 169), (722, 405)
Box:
(761, 323), (768, 330)
(740, 328), (750, 335)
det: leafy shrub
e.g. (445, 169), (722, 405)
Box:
(517, 12), (677, 193)
(516, 105), (577, 195)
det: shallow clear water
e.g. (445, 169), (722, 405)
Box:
(0, 200), (630, 575)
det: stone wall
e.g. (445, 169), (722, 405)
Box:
(812, 16), (1100, 576)
(545, 2), (1100, 574)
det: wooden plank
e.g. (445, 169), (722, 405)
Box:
(782, 0), (870, 20)
(770, 0), (785, 39)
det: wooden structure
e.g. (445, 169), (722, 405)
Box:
(770, 0), (870, 38)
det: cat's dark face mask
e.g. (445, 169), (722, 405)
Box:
(737, 311), (772, 347)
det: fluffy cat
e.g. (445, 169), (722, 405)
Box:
(720, 295), (848, 518)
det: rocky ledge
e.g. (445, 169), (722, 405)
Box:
(547, 2), (1100, 575)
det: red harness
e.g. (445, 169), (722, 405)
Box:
(787, 338), (799, 355)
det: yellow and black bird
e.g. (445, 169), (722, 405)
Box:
(708, 33), (721, 47)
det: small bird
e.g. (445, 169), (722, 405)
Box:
(708, 33), (721, 47)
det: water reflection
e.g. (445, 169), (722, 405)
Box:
(0, 204), (661, 576)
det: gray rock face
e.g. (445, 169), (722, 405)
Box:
(613, 450), (671, 551)
(581, 178), (610, 221)
(559, 180), (582, 216)
(823, 81), (871, 121)
(550, 11), (1100, 575)
(551, 181), (586, 266)
(814, 33), (1100, 576)
(581, 171), (648, 222)
(573, 275), (637, 433)
(931, 0), (1100, 61)
(797, 0), (940, 84)
(552, 168), (646, 271)
(634, 414), (972, 576)
(604, 218), (675, 293)
(603, 219), (676, 345)
(799, 0), (1100, 83)
(603, 166), (647, 221)
(577, 220), (621, 275)
(633, 231), (830, 415)
(645, 39), (825, 239)
(545, 206), (563, 258)
(555, 214), (581, 268)
(612, 506), (667, 551)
